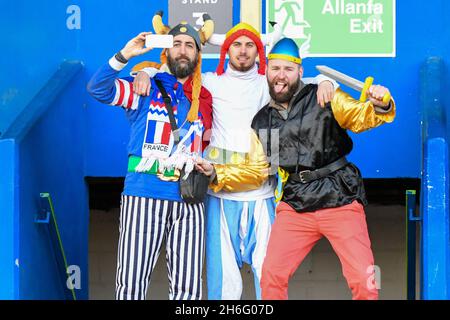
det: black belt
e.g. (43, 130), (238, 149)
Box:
(289, 157), (349, 184)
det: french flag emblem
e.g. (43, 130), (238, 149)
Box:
(142, 118), (174, 158)
(146, 120), (172, 145)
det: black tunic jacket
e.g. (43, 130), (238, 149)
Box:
(251, 84), (367, 213)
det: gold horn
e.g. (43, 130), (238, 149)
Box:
(152, 10), (170, 35)
(198, 13), (214, 44)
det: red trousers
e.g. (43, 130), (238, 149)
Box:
(261, 201), (378, 300)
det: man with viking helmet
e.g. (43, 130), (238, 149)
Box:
(251, 38), (395, 300)
(86, 16), (214, 300)
(132, 13), (338, 300)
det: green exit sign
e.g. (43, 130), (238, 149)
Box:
(266, 0), (396, 57)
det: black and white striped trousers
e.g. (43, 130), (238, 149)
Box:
(115, 195), (204, 300)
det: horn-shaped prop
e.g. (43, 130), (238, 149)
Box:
(198, 14), (215, 45)
(299, 33), (311, 59)
(207, 33), (226, 46)
(207, 21), (283, 47)
(152, 10), (170, 35)
(261, 21), (283, 48)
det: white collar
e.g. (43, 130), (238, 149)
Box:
(224, 62), (259, 80)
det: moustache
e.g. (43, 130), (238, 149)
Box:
(175, 55), (191, 63)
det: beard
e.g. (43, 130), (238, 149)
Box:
(167, 52), (198, 79)
(268, 77), (301, 104)
(229, 55), (255, 72)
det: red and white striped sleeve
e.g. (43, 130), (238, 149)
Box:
(107, 56), (140, 110)
(110, 78), (140, 110)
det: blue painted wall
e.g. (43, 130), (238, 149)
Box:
(16, 73), (88, 299)
(77, 0), (449, 179)
(300, 1), (449, 179)
(1, 0), (450, 299)
(3, 1), (449, 177)
(420, 57), (450, 299)
(0, 140), (19, 299)
(0, 1), (82, 135)
(0, 69), (88, 300)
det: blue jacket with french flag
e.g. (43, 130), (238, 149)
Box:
(87, 56), (204, 202)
